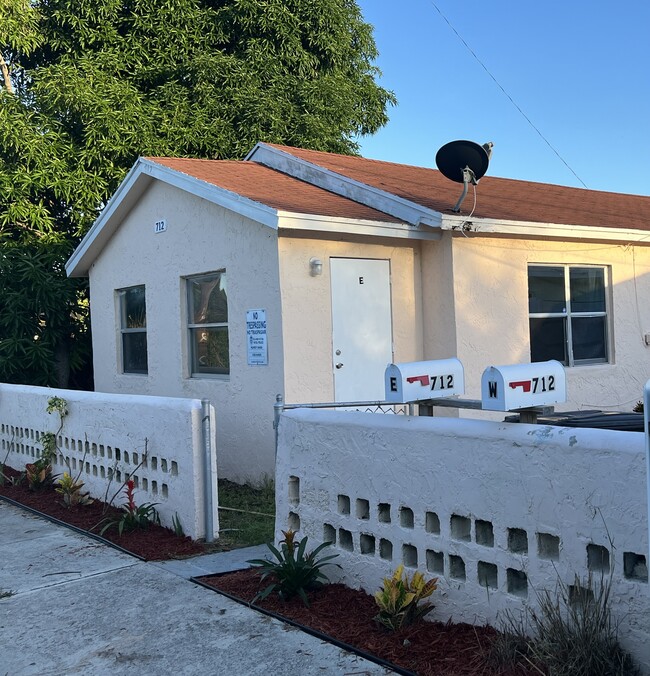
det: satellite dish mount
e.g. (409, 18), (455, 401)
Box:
(435, 140), (493, 213)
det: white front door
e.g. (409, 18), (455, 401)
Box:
(330, 258), (393, 402)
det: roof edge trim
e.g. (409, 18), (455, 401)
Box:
(442, 213), (650, 243)
(66, 158), (280, 277)
(247, 143), (443, 229)
(277, 211), (441, 241)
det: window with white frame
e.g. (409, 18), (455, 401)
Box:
(118, 285), (148, 374)
(528, 265), (609, 366)
(187, 271), (229, 376)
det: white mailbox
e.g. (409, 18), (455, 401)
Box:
(481, 360), (566, 411)
(385, 359), (464, 404)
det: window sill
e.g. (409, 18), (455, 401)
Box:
(565, 362), (612, 372)
(189, 373), (230, 381)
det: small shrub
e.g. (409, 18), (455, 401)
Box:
(489, 572), (638, 676)
(55, 473), (94, 508)
(99, 479), (160, 536)
(528, 574), (638, 675)
(247, 529), (339, 606)
(374, 564), (438, 631)
(25, 461), (55, 490)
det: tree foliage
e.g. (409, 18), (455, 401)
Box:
(0, 0), (395, 387)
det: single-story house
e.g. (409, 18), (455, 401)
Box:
(66, 142), (650, 481)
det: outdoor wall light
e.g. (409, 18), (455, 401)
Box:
(309, 257), (323, 276)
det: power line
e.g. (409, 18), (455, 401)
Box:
(428, 1), (588, 189)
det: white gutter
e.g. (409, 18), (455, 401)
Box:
(441, 213), (650, 243)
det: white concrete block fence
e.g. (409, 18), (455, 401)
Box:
(0, 384), (217, 540)
(275, 409), (650, 671)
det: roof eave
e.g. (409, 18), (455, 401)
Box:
(66, 158), (280, 278)
(277, 211), (441, 240)
(441, 213), (650, 243)
(247, 142), (443, 230)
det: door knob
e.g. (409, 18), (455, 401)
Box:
(335, 363), (344, 369)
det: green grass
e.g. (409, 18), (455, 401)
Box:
(217, 477), (275, 549)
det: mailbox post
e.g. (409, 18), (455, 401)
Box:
(385, 359), (464, 404)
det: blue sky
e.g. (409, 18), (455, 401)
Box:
(355, 0), (650, 196)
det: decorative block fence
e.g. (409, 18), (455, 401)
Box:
(0, 384), (217, 540)
(276, 409), (650, 670)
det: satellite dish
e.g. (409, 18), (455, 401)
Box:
(435, 140), (493, 212)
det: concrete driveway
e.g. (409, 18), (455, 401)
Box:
(0, 501), (393, 675)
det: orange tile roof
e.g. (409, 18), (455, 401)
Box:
(147, 157), (401, 223)
(264, 145), (650, 232)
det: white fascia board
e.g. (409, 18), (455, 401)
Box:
(139, 160), (279, 229)
(66, 158), (279, 278)
(441, 213), (650, 244)
(66, 160), (151, 277)
(247, 143), (442, 229)
(277, 211), (441, 240)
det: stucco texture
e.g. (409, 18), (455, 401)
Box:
(276, 408), (650, 670)
(89, 181), (284, 482)
(277, 236), (423, 403)
(444, 234), (650, 412)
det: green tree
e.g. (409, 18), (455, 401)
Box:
(0, 0), (395, 387)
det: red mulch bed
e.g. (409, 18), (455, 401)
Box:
(200, 568), (535, 676)
(0, 465), (205, 560)
(2, 463), (535, 674)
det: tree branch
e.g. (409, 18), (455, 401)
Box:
(0, 53), (14, 95)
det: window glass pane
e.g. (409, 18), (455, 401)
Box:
(191, 327), (229, 374)
(122, 286), (146, 329)
(123, 332), (148, 373)
(569, 268), (605, 313)
(572, 316), (607, 362)
(190, 274), (227, 324)
(529, 317), (567, 364)
(528, 266), (566, 314)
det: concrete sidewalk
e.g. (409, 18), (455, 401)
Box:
(0, 501), (393, 675)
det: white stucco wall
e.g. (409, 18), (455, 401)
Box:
(89, 181), (284, 482)
(420, 234), (650, 414)
(0, 384), (216, 539)
(277, 236), (423, 403)
(276, 408), (650, 670)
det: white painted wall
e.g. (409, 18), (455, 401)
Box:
(0, 384), (216, 540)
(89, 181), (284, 482)
(277, 236), (423, 403)
(444, 235), (650, 413)
(276, 409), (650, 670)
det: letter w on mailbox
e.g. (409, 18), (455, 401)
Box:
(406, 375), (429, 387)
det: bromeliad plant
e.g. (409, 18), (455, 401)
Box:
(247, 529), (339, 607)
(374, 564), (438, 631)
(55, 473), (94, 508)
(25, 461), (54, 490)
(99, 479), (160, 536)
